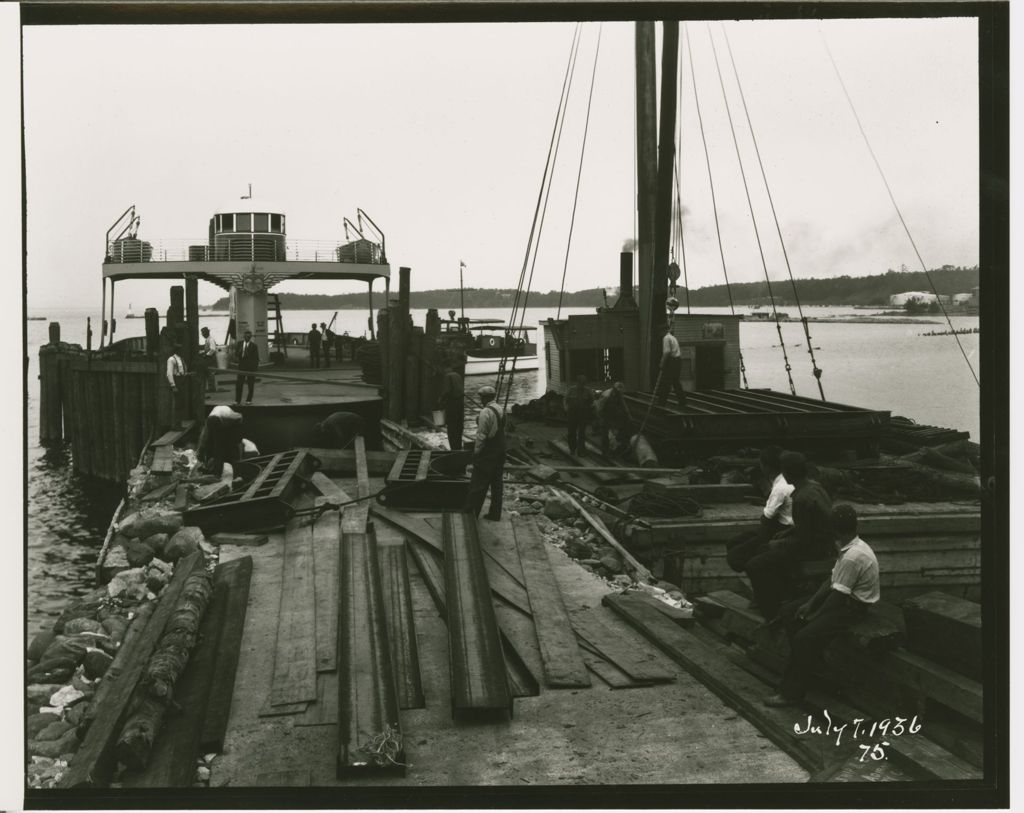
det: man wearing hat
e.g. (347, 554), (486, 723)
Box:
(464, 385), (506, 520)
(764, 504), (879, 707)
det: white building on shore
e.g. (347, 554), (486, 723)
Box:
(889, 291), (951, 307)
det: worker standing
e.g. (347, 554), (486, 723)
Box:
(198, 326), (218, 393)
(564, 374), (594, 456)
(320, 322), (335, 368)
(595, 381), (630, 457)
(166, 344), (189, 428)
(654, 323), (688, 407)
(308, 323), (322, 368)
(438, 362), (465, 451)
(464, 385), (505, 521)
(233, 330), (259, 405)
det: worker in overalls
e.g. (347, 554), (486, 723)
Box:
(464, 385), (505, 521)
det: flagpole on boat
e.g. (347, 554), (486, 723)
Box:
(459, 260), (466, 322)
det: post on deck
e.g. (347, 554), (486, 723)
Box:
(99, 279), (107, 349)
(185, 275), (203, 421)
(368, 280), (376, 339)
(109, 280), (117, 343)
(635, 21), (658, 392)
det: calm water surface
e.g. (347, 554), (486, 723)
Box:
(24, 303), (979, 636)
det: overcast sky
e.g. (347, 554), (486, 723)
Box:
(22, 17), (978, 309)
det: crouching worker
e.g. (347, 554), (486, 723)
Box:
(196, 405), (244, 477)
(725, 445), (793, 573)
(464, 385), (505, 521)
(315, 411), (365, 449)
(763, 504), (879, 707)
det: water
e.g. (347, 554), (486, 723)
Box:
(25, 303), (979, 636)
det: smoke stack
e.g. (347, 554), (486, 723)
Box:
(614, 251), (637, 310)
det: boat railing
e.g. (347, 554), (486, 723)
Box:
(104, 236), (386, 265)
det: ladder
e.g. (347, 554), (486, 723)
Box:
(267, 293), (287, 357)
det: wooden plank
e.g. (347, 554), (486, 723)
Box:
(208, 532), (268, 547)
(337, 526), (405, 775)
(270, 516), (318, 705)
(297, 447), (397, 477)
(902, 591), (982, 680)
(59, 551), (205, 788)
(199, 556), (254, 752)
(629, 592), (695, 626)
(415, 449), (432, 481)
(310, 471), (352, 504)
(341, 436), (370, 534)
(254, 769), (311, 787)
(312, 499), (341, 673)
(405, 535), (537, 699)
(139, 481), (179, 503)
(123, 580), (229, 788)
(173, 483), (189, 512)
(562, 489), (654, 583)
(512, 518), (590, 688)
(295, 670), (340, 727)
(442, 513), (512, 716)
(378, 540), (426, 709)
(578, 645), (655, 689)
(570, 608), (676, 684)
(603, 591), (824, 771)
(151, 444), (174, 474)
(258, 700), (309, 718)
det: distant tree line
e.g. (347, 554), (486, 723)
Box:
(206, 267), (979, 310)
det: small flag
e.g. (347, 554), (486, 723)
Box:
(460, 260), (466, 268)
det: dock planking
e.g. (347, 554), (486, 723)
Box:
(512, 518), (590, 689)
(337, 526), (405, 775)
(200, 556), (254, 751)
(377, 534), (426, 709)
(60, 551), (205, 788)
(341, 435), (371, 534)
(269, 516), (318, 706)
(312, 499), (341, 673)
(570, 608), (676, 684)
(441, 513), (512, 718)
(576, 640), (656, 689)
(295, 670), (340, 727)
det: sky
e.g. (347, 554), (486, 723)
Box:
(21, 17), (979, 309)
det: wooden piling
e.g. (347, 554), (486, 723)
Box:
(387, 302), (403, 422)
(405, 328), (422, 422)
(39, 346), (58, 443)
(58, 351), (74, 441)
(145, 308), (160, 356)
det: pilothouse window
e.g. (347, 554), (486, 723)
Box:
(254, 213), (269, 232)
(236, 213), (251, 232)
(270, 214), (282, 232)
(219, 214), (234, 232)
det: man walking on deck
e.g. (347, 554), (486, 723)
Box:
(726, 445), (794, 572)
(438, 362), (465, 452)
(320, 322), (335, 367)
(308, 323), (321, 368)
(166, 345), (189, 427)
(234, 330), (259, 405)
(564, 374), (594, 456)
(464, 385), (506, 521)
(764, 504), (879, 707)
(654, 323), (688, 407)
(743, 451), (832, 621)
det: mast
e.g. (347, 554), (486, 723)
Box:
(652, 22), (679, 382)
(635, 22), (658, 391)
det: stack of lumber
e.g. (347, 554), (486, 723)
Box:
(688, 590), (983, 780)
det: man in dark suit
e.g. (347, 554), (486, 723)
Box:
(234, 330), (260, 404)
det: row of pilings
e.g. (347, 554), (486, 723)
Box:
(38, 282), (204, 483)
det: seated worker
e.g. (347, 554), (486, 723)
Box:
(764, 504), (879, 707)
(725, 445), (794, 572)
(594, 381), (630, 457)
(196, 405), (244, 477)
(315, 411), (365, 449)
(743, 451), (832, 621)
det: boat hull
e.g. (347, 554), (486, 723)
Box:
(463, 354), (538, 376)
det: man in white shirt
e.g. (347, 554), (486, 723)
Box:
(654, 323), (688, 407)
(166, 345), (188, 427)
(764, 504), (879, 706)
(199, 326), (218, 392)
(726, 445), (794, 572)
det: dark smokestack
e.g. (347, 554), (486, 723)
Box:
(614, 251), (637, 310)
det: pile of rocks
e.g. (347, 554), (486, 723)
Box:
(27, 508), (218, 788)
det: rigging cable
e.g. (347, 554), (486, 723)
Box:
(500, 24), (584, 408)
(720, 25), (826, 400)
(706, 25), (796, 396)
(496, 22), (581, 398)
(684, 24), (749, 389)
(817, 25), (979, 387)
(557, 24), (604, 320)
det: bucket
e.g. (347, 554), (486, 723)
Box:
(432, 409), (445, 429)
(215, 348), (228, 369)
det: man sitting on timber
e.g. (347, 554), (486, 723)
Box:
(743, 451), (832, 621)
(437, 362), (465, 452)
(315, 411), (365, 450)
(464, 385), (506, 521)
(764, 504), (879, 707)
(196, 405), (244, 477)
(595, 381), (630, 456)
(564, 374), (594, 456)
(654, 323), (687, 408)
(725, 445), (794, 572)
